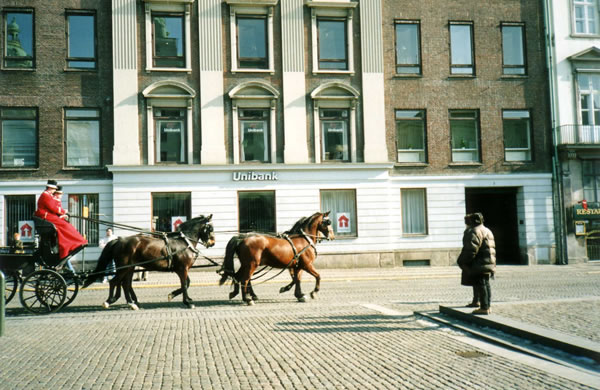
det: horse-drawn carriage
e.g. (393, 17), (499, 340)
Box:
(1, 216), (84, 314)
(2, 211), (333, 313)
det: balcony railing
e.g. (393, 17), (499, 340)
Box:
(559, 124), (600, 145)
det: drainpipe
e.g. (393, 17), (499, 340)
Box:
(543, 0), (568, 264)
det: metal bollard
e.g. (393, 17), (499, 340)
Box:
(0, 270), (5, 337)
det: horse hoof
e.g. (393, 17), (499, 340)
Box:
(229, 292), (238, 300)
(246, 300), (255, 306)
(128, 303), (139, 311)
(310, 292), (318, 299)
(102, 302), (110, 309)
(168, 293), (174, 302)
(186, 303), (195, 309)
(297, 296), (306, 303)
(279, 287), (286, 294)
(251, 296), (259, 301)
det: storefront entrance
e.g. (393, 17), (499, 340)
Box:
(465, 187), (521, 265)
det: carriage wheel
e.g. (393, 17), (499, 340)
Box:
(61, 274), (80, 307)
(3, 271), (19, 304)
(19, 270), (67, 314)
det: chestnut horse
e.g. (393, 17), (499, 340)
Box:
(83, 215), (215, 309)
(219, 212), (334, 305)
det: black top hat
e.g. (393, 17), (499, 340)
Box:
(55, 185), (63, 194)
(46, 179), (58, 189)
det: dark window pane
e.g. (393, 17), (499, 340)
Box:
(239, 191), (275, 233)
(1, 107), (37, 167)
(318, 19), (347, 70)
(238, 17), (267, 69)
(5, 12), (33, 68)
(5, 195), (36, 245)
(395, 23), (420, 74)
(152, 193), (191, 232)
(153, 14), (184, 67)
(67, 14), (96, 69)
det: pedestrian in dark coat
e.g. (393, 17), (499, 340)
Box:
(457, 212), (496, 315)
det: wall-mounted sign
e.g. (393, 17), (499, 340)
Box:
(19, 220), (35, 242)
(575, 221), (586, 236)
(171, 216), (186, 232)
(573, 204), (600, 220)
(337, 212), (351, 233)
(233, 171), (279, 181)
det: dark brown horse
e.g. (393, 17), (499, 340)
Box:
(83, 215), (215, 309)
(219, 212), (334, 305)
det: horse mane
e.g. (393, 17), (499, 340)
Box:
(284, 212), (321, 235)
(176, 215), (210, 232)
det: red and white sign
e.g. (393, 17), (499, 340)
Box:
(336, 213), (351, 233)
(19, 220), (35, 241)
(171, 216), (187, 232)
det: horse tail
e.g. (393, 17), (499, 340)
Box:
(219, 235), (245, 285)
(82, 239), (120, 288)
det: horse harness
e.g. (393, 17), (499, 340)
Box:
(156, 231), (201, 270)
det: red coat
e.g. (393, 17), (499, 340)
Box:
(34, 190), (87, 259)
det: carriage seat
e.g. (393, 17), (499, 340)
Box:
(32, 216), (59, 256)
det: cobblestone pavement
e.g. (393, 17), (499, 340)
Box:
(0, 263), (599, 389)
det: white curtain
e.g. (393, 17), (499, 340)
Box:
(67, 120), (100, 166)
(321, 190), (356, 236)
(402, 189), (426, 234)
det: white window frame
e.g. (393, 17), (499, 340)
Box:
(311, 82), (359, 163)
(503, 110), (532, 162)
(229, 81), (279, 164)
(226, 0), (276, 74)
(401, 188), (428, 236)
(143, 0), (192, 73)
(573, 0), (600, 35)
(306, 0), (357, 75)
(142, 81), (195, 165)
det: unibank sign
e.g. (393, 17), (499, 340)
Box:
(233, 171), (279, 181)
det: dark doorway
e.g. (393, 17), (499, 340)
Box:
(465, 187), (520, 265)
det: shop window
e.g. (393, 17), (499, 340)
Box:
(239, 109), (270, 162)
(401, 188), (427, 235)
(68, 194), (99, 245)
(501, 23), (526, 75)
(238, 191), (275, 233)
(66, 11), (96, 69)
(450, 110), (480, 163)
(503, 110), (532, 162)
(0, 107), (38, 168)
(152, 192), (191, 232)
(65, 108), (100, 167)
(395, 20), (421, 75)
(5, 195), (35, 246)
(396, 110), (426, 163)
(3, 9), (34, 68)
(320, 189), (357, 237)
(449, 21), (474, 75)
(320, 109), (349, 162)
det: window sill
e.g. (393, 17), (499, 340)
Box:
(448, 74), (476, 79)
(232, 68), (274, 75)
(0, 167), (38, 171)
(332, 235), (358, 240)
(1, 67), (35, 72)
(401, 234), (428, 238)
(313, 70), (354, 76)
(64, 68), (98, 73)
(145, 67), (192, 73)
(448, 162), (482, 167)
(393, 74), (422, 79)
(500, 74), (528, 80)
(502, 161), (533, 166)
(570, 33), (600, 39)
(394, 162), (428, 167)
(62, 166), (105, 171)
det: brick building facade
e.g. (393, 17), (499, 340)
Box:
(0, 0), (556, 267)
